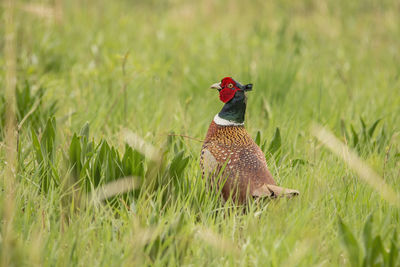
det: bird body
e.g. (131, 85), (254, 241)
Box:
(200, 77), (299, 204)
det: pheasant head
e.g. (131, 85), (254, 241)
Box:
(210, 77), (253, 125)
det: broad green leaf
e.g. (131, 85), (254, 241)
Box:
(290, 158), (308, 167)
(80, 122), (90, 140)
(362, 214), (373, 256)
(350, 124), (359, 148)
(122, 144), (145, 177)
(388, 230), (398, 267)
(122, 145), (133, 175)
(42, 117), (56, 160)
(338, 217), (360, 267)
(260, 139), (267, 152)
(369, 236), (384, 266)
(360, 117), (367, 132)
(169, 150), (189, 178)
(368, 119), (381, 138)
(69, 133), (82, 179)
(255, 130), (261, 146)
(93, 140), (110, 185)
(31, 128), (43, 164)
(268, 127), (281, 155)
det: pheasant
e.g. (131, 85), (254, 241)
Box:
(200, 77), (299, 204)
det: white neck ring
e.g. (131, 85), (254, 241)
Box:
(213, 114), (244, 126)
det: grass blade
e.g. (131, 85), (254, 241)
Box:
(338, 217), (360, 267)
(368, 119), (381, 139)
(268, 127), (281, 155)
(311, 124), (400, 207)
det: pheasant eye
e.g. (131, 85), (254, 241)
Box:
(227, 83), (233, 88)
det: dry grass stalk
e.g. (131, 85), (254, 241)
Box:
(2, 0), (18, 265)
(196, 227), (240, 255)
(54, 0), (63, 23)
(19, 2), (63, 23)
(122, 129), (162, 163)
(103, 51), (130, 124)
(311, 124), (400, 207)
(281, 240), (311, 267)
(167, 133), (204, 142)
(89, 176), (140, 203)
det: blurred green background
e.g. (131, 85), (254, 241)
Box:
(1, 0), (399, 266)
(4, 0), (400, 138)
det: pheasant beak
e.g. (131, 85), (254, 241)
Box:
(242, 84), (253, 91)
(210, 82), (222, 90)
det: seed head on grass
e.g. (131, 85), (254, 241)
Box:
(311, 123), (400, 207)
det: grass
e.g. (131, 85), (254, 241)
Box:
(1, 0), (400, 266)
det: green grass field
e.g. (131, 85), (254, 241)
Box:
(1, 0), (400, 266)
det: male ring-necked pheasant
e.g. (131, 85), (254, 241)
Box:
(200, 77), (299, 204)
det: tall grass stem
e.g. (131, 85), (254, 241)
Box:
(2, 0), (18, 265)
(312, 124), (400, 207)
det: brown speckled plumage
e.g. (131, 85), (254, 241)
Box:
(200, 121), (298, 203)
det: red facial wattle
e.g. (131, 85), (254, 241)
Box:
(219, 77), (241, 103)
(219, 87), (240, 103)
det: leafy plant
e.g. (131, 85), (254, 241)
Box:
(255, 127), (307, 167)
(338, 214), (399, 267)
(17, 81), (58, 130)
(0, 81), (57, 140)
(0, 95), (5, 135)
(268, 127), (282, 158)
(154, 135), (191, 204)
(168, 150), (190, 188)
(254, 130), (267, 152)
(68, 123), (146, 194)
(254, 128), (282, 158)
(340, 117), (388, 154)
(68, 124), (192, 207)
(31, 117), (59, 193)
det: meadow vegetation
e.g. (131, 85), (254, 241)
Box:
(1, 0), (399, 265)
